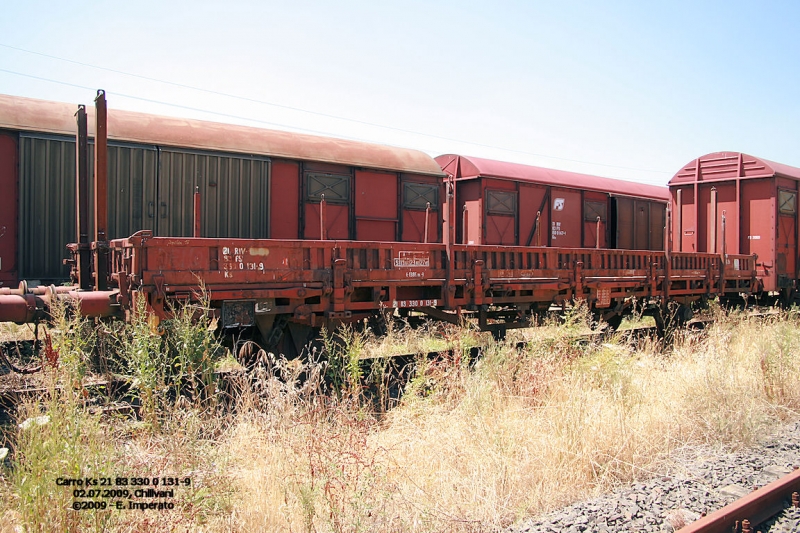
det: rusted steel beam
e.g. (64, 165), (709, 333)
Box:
(93, 90), (109, 291)
(74, 104), (92, 290)
(677, 467), (800, 533)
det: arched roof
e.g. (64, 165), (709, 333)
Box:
(436, 154), (669, 201)
(670, 152), (800, 185)
(0, 93), (444, 176)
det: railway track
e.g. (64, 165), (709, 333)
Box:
(508, 416), (800, 533)
(677, 467), (800, 533)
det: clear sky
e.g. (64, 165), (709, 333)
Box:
(1, 0), (798, 185)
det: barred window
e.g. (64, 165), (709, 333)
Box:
(584, 200), (607, 222)
(306, 173), (350, 203)
(486, 190), (516, 216)
(403, 183), (438, 210)
(778, 189), (797, 215)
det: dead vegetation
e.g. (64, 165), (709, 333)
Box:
(2, 303), (800, 532)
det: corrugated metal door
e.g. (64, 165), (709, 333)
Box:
(355, 170), (397, 241)
(19, 134), (77, 281)
(550, 188), (581, 247)
(108, 143), (158, 239)
(158, 148), (270, 238)
(401, 180), (439, 243)
(19, 135), (159, 281)
(0, 132), (17, 286)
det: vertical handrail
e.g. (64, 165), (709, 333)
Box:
(462, 205), (468, 244)
(424, 202), (430, 244)
(74, 105), (91, 291)
(93, 90), (109, 291)
(320, 194), (326, 241)
(193, 187), (201, 238)
(596, 216), (601, 249)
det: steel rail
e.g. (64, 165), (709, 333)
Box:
(677, 467), (800, 533)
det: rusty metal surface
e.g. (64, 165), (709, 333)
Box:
(91, 234), (754, 325)
(677, 467), (800, 533)
(0, 93), (444, 177)
(437, 154), (669, 201)
(75, 105), (92, 290)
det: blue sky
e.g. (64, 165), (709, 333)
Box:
(1, 0), (798, 185)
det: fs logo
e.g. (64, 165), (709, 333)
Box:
(553, 198), (565, 211)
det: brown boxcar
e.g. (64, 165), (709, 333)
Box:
(670, 152), (800, 294)
(0, 94), (444, 284)
(436, 155), (669, 250)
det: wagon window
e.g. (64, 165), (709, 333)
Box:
(403, 183), (439, 210)
(486, 190), (516, 216)
(584, 200), (607, 222)
(306, 173), (350, 203)
(778, 190), (797, 215)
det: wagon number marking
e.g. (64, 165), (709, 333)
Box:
(222, 246), (265, 278)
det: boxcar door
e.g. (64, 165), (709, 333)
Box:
(648, 202), (666, 251)
(633, 200), (651, 250)
(741, 180), (775, 290)
(777, 188), (797, 287)
(549, 188), (582, 247)
(303, 171), (351, 240)
(355, 170), (398, 241)
(401, 180), (439, 243)
(0, 133), (17, 286)
(519, 184), (548, 247)
(582, 192), (608, 248)
(158, 148), (270, 238)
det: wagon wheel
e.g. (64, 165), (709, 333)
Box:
(654, 303), (692, 346)
(604, 313), (624, 333)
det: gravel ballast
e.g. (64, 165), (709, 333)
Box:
(511, 420), (800, 533)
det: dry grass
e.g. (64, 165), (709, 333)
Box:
(2, 306), (800, 532)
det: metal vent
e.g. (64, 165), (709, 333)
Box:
(403, 183), (438, 210)
(306, 173), (350, 203)
(778, 189), (796, 215)
(486, 190), (516, 216)
(584, 200), (607, 222)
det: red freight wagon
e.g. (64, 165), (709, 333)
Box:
(670, 152), (800, 296)
(0, 94), (444, 285)
(436, 155), (669, 250)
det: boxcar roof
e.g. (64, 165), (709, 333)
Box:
(670, 152), (800, 185)
(0, 93), (444, 177)
(436, 154), (669, 201)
